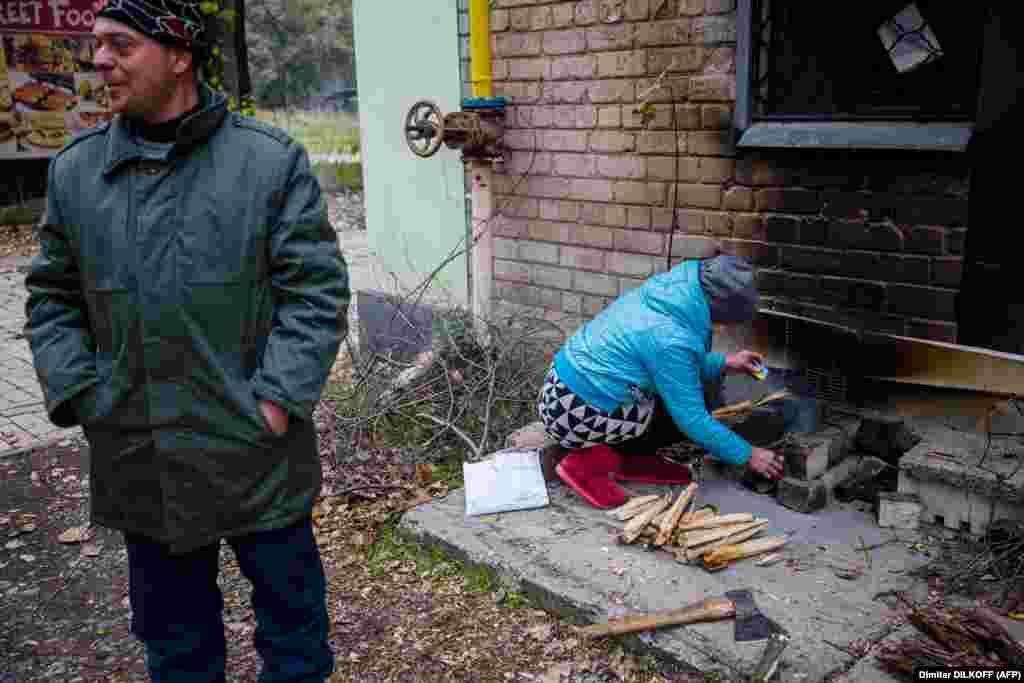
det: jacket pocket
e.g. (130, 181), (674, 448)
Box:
(85, 286), (132, 355)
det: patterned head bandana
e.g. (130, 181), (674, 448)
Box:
(96, 0), (207, 50)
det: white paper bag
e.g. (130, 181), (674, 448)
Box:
(463, 448), (550, 516)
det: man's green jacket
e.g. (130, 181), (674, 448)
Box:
(24, 87), (350, 554)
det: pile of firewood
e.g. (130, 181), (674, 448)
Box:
(875, 598), (1024, 676)
(608, 483), (787, 571)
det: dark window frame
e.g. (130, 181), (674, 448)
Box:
(734, 0), (984, 151)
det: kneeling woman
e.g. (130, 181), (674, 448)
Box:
(538, 255), (784, 508)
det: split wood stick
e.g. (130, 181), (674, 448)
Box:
(683, 520), (766, 548)
(606, 495), (661, 520)
(578, 596), (736, 639)
(676, 513), (755, 532)
(655, 483), (698, 546)
(683, 521), (769, 562)
(701, 536), (788, 568)
(622, 494), (671, 544)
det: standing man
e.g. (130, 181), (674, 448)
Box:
(23, 1), (349, 680)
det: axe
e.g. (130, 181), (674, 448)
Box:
(578, 588), (780, 641)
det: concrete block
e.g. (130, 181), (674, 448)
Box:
(783, 439), (829, 481)
(877, 492), (922, 530)
(776, 477), (827, 513)
(776, 457), (861, 514)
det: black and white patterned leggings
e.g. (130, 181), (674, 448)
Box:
(537, 365), (656, 450)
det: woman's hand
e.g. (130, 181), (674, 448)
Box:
(725, 350), (765, 378)
(748, 447), (784, 480)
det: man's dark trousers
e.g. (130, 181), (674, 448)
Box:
(124, 518), (334, 682)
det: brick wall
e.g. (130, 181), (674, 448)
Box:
(487, 0), (971, 344)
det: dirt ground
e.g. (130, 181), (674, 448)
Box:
(0, 436), (707, 683)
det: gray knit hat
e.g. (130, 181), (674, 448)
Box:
(699, 255), (758, 323)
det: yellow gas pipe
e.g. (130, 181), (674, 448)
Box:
(469, 0), (493, 98)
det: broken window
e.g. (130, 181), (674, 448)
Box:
(735, 0), (987, 148)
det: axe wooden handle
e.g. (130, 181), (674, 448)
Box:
(578, 596), (736, 639)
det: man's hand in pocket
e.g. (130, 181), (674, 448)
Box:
(259, 401), (289, 436)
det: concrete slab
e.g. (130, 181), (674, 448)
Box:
(400, 469), (932, 682)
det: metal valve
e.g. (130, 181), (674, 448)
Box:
(403, 98), (507, 161)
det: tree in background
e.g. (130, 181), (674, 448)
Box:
(246, 0), (355, 109)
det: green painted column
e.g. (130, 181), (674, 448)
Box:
(352, 0), (469, 304)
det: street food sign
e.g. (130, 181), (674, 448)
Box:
(1, 0), (113, 159)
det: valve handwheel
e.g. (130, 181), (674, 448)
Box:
(404, 100), (445, 158)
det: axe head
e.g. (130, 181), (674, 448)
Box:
(725, 589), (776, 642)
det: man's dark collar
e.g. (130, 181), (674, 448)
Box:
(102, 83), (229, 176)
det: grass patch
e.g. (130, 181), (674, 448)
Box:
(366, 521), (534, 608)
(254, 109), (360, 157)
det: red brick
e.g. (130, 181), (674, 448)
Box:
(905, 226), (946, 256)
(597, 50), (648, 78)
(586, 79), (637, 103)
(585, 23), (633, 50)
(706, 212), (732, 237)
(701, 104), (732, 129)
(635, 19), (691, 46)
(549, 55), (597, 80)
(495, 259), (531, 284)
(843, 252), (929, 285)
(885, 196), (969, 227)
(698, 157), (734, 183)
(756, 268), (785, 295)
(765, 215), (799, 243)
(570, 224), (615, 249)
(933, 257), (963, 288)
(614, 229), (665, 255)
(692, 15), (736, 43)
(755, 188), (819, 214)
(821, 191), (872, 220)
(579, 203), (627, 227)
(560, 246), (606, 271)
(596, 155), (645, 179)
(539, 200), (579, 223)
(887, 284), (957, 321)
(676, 209), (706, 234)
(527, 220), (571, 244)
(780, 246), (843, 274)
(735, 158), (794, 186)
(675, 184), (722, 209)
(543, 29), (587, 54)
(496, 33), (543, 57)
(828, 220), (903, 251)
(732, 213), (764, 240)
(614, 181), (666, 205)
(723, 186), (753, 211)
(671, 235), (721, 260)
(652, 208), (675, 232)
(720, 240), (778, 268)
(703, 47), (735, 75)
(820, 277), (886, 311)
(627, 206), (652, 229)
(648, 47), (704, 74)
(948, 229), (966, 256)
